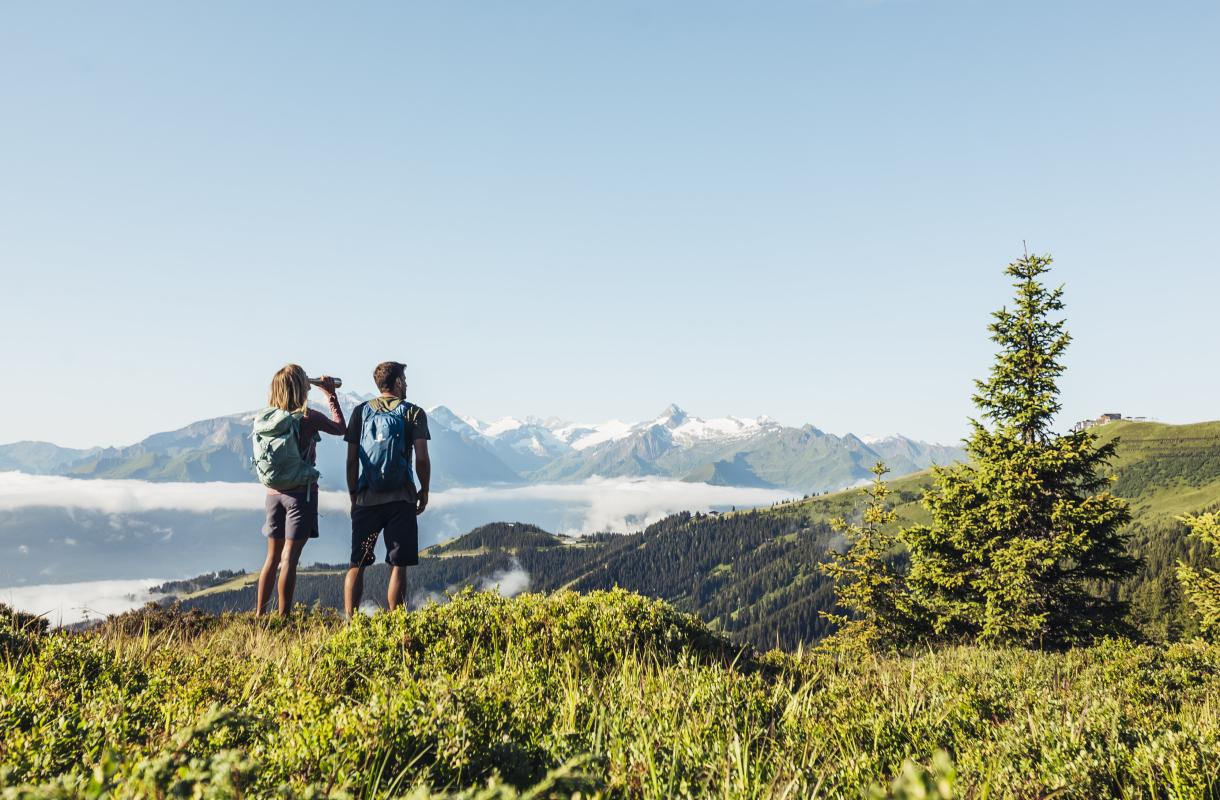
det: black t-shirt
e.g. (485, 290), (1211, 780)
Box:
(345, 397), (431, 506)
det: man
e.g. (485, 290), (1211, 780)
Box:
(343, 360), (431, 617)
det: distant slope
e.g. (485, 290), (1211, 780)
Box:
(63, 415), (255, 483)
(0, 441), (98, 474)
(1099, 420), (1220, 519)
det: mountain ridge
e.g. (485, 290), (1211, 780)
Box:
(0, 397), (963, 494)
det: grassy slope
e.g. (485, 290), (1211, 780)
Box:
(3, 594), (1219, 799)
(766, 419), (1220, 524)
(1097, 420), (1220, 518)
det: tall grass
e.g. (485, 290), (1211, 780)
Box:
(2, 591), (1219, 798)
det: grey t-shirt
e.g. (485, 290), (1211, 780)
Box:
(344, 397), (431, 507)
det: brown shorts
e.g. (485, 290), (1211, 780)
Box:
(263, 489), (320, 541)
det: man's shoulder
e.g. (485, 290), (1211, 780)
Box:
(402, 402), (427, 422)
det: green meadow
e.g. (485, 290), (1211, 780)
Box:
(4, 590), (1220, 799)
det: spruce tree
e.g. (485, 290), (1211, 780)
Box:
(901, 253), (1138, 647)
(1178, 512), (1220, 639)
(820, 463), (919, 651)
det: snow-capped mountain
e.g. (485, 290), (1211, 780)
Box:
(0, 401), (964, 494)
(458, 404), (785, 453)
(430, 403), (962, 491)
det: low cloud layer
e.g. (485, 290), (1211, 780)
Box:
(428, 478), (792, 534)
(0, 472), (792, 536)
(0, 472), (268, 514)
(1, 579), (164, 627)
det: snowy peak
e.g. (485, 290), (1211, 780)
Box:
(668, 413), (782, 446)
(857, 433), (908, 446)
(555, 420), (634, 451)
(650, 404), (689, 430)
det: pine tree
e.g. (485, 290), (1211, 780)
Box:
(820, 463), (919, 650)
(901, 253), (1138, 647)
(1178, 512), (1220, 639)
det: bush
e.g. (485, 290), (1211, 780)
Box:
(1, 590), (1219, 798)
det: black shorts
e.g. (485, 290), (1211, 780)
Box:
(350, 501), (419, 568)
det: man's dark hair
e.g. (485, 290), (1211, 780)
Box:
(373, 361), (407, 392)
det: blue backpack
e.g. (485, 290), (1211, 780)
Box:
(358, 401), (413, 493)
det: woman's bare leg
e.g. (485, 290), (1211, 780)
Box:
(277, 538), (308, 616)
(256, 538), (285, 616)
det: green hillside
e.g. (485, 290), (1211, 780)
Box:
(5, 593), (1220, 798)
(172, 421), (1220, 647)
(1098, 420), (1220, 518)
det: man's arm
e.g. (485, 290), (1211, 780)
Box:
(414, 439), (430, 515)
(346, 442), (360, 505)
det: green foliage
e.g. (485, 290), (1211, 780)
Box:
(902, 254), (1139, 647)
(1179, 512), (1220, 639)
(969, 254), (1069, 445)
(820, 464), (920, 651)
(2, 594), (1220, 798)
(0, 604), (48, 664)
(430, 523), (561, 555)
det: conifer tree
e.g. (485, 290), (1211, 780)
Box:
(901, 253), (1138, 647)
(820, 463), (919, 650)
(1178, 512), (1220, 639)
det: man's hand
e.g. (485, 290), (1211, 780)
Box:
(414, 439), (430, 516)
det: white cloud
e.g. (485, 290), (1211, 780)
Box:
(427, 477), (791, 534)
(477, 559), (531, 597)
(0, 472), (267, 514)
(0, 472), (791, 536)
(17, 545), (29, 555)
(409, 559), (531, 610)
(0, 579), (165, 627)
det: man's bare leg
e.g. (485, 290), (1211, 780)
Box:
(344, 566), (365, 619)
(387, 565), (407, 611)
(256, 538), (285, 616)
(277, 539), (308, 616)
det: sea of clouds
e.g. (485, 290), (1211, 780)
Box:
(0, 472), (790, 536)
(0, 578), (168, 627)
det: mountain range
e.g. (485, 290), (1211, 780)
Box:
(0, 394), (963, 494)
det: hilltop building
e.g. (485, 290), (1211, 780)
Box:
(1071, 412), (1150, 433)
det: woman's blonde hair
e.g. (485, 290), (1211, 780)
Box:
(269, 364), (310, 414)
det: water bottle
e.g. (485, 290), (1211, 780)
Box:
(307, 376), (343, 389)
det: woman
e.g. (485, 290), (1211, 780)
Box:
(254, 364), (345, 616)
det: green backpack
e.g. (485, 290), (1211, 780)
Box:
(251, 408), (320, 492)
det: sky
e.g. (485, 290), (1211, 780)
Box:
(1, 1), (1217, 448)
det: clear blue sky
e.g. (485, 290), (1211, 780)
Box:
(1, 1), (1217, 449)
